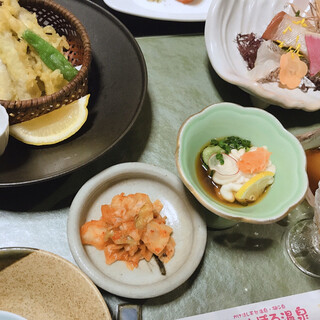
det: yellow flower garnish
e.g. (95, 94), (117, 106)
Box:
(295, 43), (301, 52)
(279, 52), (308, 89)
(276, 40), (285, 48)
(283, 25), (292, 34)
(292, 18), (307, 27)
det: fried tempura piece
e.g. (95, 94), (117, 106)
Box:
(0, 58), (14, 100)
(0, 0), (70, 100)
(0, 31), (41, 99)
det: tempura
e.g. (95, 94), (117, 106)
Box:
(0, 0), (70, 100)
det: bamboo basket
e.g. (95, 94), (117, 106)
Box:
(0, 0), (91, 124)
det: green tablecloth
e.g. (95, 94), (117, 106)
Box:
(1, 34), (320, 319)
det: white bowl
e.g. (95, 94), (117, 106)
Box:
(68, 162), (207, 299)
(0, 105), (9, 156)
(204, 0), (320, 111)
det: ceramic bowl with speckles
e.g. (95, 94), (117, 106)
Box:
(0, 247), (111, 320)
(176, 102), (308, 224)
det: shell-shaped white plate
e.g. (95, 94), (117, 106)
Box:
(204, 0), (320, 111)
(103, 0), (211, 22)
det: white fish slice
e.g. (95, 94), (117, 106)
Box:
(262, 11), (316, 57)
(248, 40), (282, 81)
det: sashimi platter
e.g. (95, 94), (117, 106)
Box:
(205, 0), (320, 110)
(236, 0), (320, 92)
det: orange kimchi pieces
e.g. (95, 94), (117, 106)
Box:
(80, 193), (175, 270)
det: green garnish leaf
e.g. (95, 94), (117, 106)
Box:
(210, 136), (252, 154)
(204, 136), (252, 167)
(210, 139), (219, 146)
(295, 10), (300, 17)
(215, 153), (224, 165)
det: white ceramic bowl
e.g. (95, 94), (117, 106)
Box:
(204, 0), (320, 111)
(68, 162), (207, 299)
(0, 105), (9, 156)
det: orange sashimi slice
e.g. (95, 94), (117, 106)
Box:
(262, 11), (287, 40)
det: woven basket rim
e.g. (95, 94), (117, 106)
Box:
(0, 0), (92, 110)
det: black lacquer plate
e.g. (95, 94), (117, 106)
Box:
(0, 0), (147, 187)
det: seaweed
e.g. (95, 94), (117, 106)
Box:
(306, 74), (320, 91)
(236, 33), (263, 70)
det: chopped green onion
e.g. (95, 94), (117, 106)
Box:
(215, 153), (224, 165)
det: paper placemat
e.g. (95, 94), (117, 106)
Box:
(177, 290), (320, 320)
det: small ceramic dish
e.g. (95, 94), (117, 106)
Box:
(175, 102), (308, 224)
(0, 247), (111, 320)
(204, 0), (320, 111)
(67, 162), (207, 299)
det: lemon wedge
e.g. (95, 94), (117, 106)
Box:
(235, 171), (274, 204)
(10, 94), (90, 146)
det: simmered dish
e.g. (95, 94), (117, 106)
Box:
(198, 136), (276, 205)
